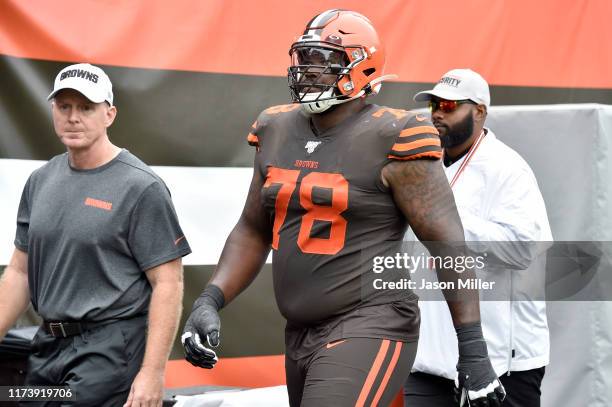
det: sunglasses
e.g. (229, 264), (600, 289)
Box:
(428, 99), (477, 113)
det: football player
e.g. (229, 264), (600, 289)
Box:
(183, 9), (505, 406)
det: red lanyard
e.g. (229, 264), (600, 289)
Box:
(448, 130), (486, 188)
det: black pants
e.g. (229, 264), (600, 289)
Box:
(23, 316), (147, 406)
(286, 338), (417, 407)
(404, 367), (545, 407)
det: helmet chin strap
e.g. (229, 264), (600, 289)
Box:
(301, 74), (398, 114)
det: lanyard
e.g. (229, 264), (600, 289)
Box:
(448, 130), (486, 188)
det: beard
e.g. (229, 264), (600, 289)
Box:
(436, 112), (474, 148)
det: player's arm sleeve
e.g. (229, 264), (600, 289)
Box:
(246, 111), (270, 178)
(246, 109), (270, 150)
(128, 181), (192, 271)
(14, 177), (32, 252)
(247, 119), (260, 148)
(246, 105), (294, 151)
(387, 117), (442, 161)
(461, 168), (551, 269)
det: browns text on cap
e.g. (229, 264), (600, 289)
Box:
(47, 63), (114, 105)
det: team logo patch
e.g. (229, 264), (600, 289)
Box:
(84, 197), (113, 211)
(305, 141), (322, 154)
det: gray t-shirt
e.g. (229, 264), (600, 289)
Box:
(14, 150), (191, 321)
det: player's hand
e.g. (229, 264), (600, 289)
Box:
(181, 285), (224, 369)
(455, 322), (506, 406)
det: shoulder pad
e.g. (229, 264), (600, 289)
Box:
(246, 104), (301, 148)
(388, 111), (442, 161)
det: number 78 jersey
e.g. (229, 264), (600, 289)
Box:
(247, 103), (441, 325)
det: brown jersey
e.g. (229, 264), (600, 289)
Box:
(248, 103), (441, 327)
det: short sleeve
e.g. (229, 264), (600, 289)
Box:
(247, 119), (260, 148)
(128, 181), (192, 271)
(14, 177), (32, 252)
(387, 114), (442, 161)
(246, 104), (300, 150)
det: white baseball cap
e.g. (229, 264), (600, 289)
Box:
(414, 68), (490, 107)
(47, 63), (114, 105)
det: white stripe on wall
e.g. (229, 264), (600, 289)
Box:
(0, 159), (265, 266)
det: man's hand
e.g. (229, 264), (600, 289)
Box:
(182, 311), (220, 368)
(182, 285), (224, 369)
(455, 322), (506, 406)
(123, 366), (164, 407)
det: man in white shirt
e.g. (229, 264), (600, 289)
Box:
(404, 69), (552, 407)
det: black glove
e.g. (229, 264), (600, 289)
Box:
(181, 284), (225, 369)
(455, 322), (506, 406)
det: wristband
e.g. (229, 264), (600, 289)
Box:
(194, 284), (225, 311)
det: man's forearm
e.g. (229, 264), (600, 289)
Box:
(427, 242), (481, 327)
(0, 263), (30, 339)
(207, 166), (271, 305)
(141, 278), (183, 372)
(209, 219), (271, 304)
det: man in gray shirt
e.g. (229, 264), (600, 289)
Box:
(0, 63), (191, 406)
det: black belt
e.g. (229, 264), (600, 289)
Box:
(42, 314), (146, 338)
(42, 319), (115, 338)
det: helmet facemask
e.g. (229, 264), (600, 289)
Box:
(288, 44), (356, 114)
